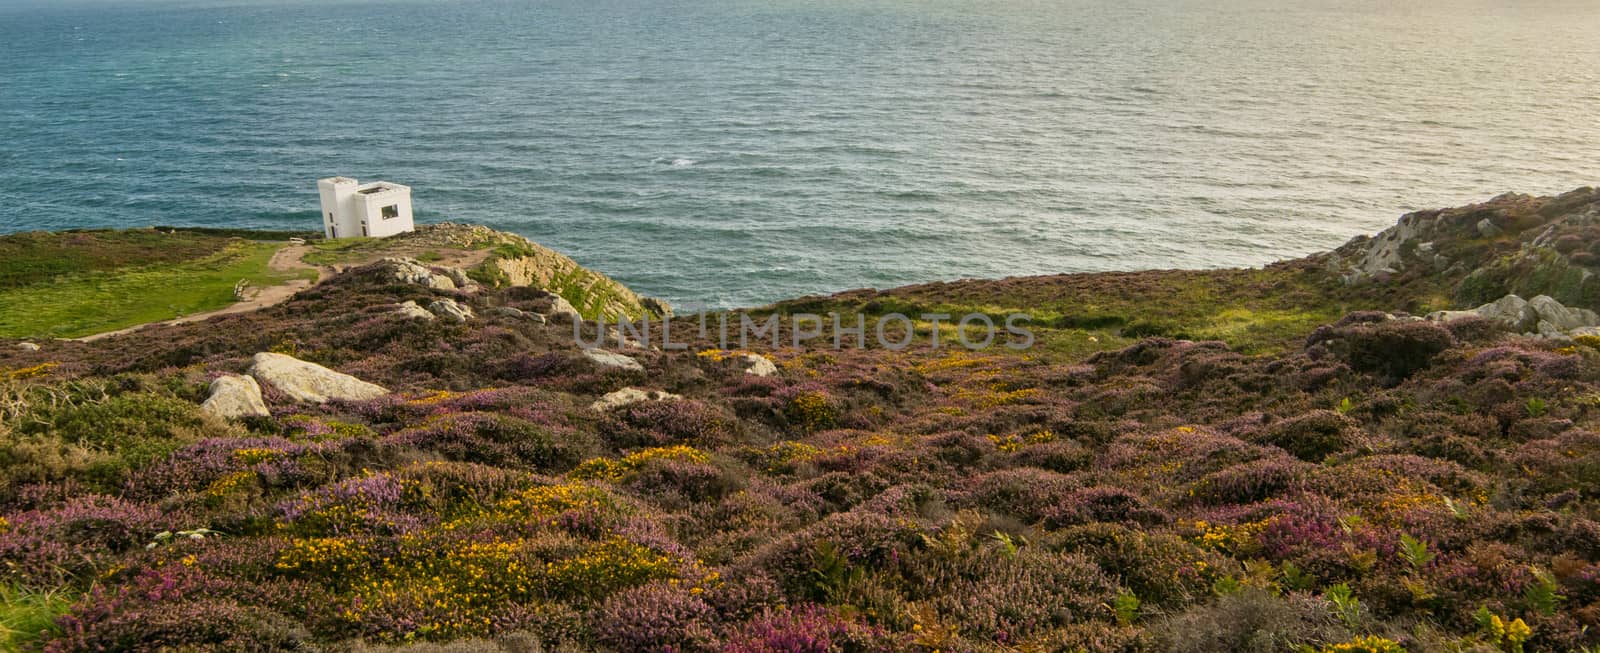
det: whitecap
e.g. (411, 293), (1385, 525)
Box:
(652, 157), (697, 167)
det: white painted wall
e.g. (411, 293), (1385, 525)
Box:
(353, 184), (415, 238)
(317, 177), (415, 239)
(316, 177), (358, 239)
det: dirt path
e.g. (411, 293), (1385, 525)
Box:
(73, 244), (326, 343)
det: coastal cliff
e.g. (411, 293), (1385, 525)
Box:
(1, 190), (1599, 652)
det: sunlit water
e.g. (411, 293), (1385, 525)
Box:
(2, 0), (1597, 309)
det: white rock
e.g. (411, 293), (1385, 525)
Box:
(200, 374), (270, 419)
(428, 298), (475, 324)
(1426, 309), (1479, 323)
(1429, 294), (1600, 338)
(16, 342), (39, 352)
(545, 295), (582, 322)
(393, 300), (436, 321)
(493, 306), (547, 325)
(248, 352), (389, 404)
(582, 349), (643, 371)
(440, 267), (481, 293)
(1428, 294), (1538, 332)
(590, 387), (680, 411)
(1476, 295), (1539, 332)
(740, 353), (778, 377)
(378, 257), (455, 290)
(1477, 218), (1504, 238)
(1529, 295), (1600, 332)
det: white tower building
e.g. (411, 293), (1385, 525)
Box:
(317, 177), (415, 239)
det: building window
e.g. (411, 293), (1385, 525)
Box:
(381, 205), (400, 220)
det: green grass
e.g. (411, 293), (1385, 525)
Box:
(0, 583), (73, 651)
(768, 265), (1373, 358)
(0, 241), (314, 339)
(0, 229), (234, 290)
(153, 226), (319, 241)
(300, 237), (383, 266)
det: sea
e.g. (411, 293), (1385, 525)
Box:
(2, 0), (1598, 310)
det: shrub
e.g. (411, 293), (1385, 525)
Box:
(10, 392), (228, 488)
(545, 537), (682, 603)
(799, 472), (891, 515)
(624, 457), (744, 507)
(383, 413), (594, 472)
(1307, 319), (1455, 386)
(1146, 588), (1350, 653)
(1189, 456), (1310, 506)
(572, 446), (711, 483)
(781, 390), (837, 434)
(749, 511), (917, 598)
(915, 548), (1119, 644)
(20, 392), (211, 454)
(1317, 635), (1407, 653)
(604, 400), (738, 449)
(277, 473), (421, 536)
(957, 467), (1081, 523)
(1010, 439), (1093, 473)
(1045, 485), (1169, 528)
(1255, 411), (1360, 462)
(591, 581), (718, 652)
(0, 496), (167, 585)
(1048, 523), (1221, 607)
(48, 568), (313, 653)
(720, 604), (900, 653)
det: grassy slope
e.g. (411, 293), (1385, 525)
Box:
(5, 191), (1600, 651)
(0, 230), (231, 289)
(300, 236), (445, 266)
(768, 260), (1453, 360)
(0, 247), (1594, 651)
(0, 235), (313, 339)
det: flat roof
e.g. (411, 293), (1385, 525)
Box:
(355, 181), (409, 195)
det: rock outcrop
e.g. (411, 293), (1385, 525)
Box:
(490, 306), (546, 323)
(248, 352), (389, 403)
(200, 374), (270, 418)
(428, 298), (475, 324)
(1322, 188), (1600, 309)
(740, 353), (778, 377)
(582, 349), (644, 372)
(590, 387), (680, 411)
(1427, 294), (1600, 339)
(455, 228), (667, 321)
(544, 295), (582, 322)
(392, 301), (435, 321)
(439, 267), (481, 294)
(314, 224), (665, 322)
(375, 257), (457, 291)
(1530, 294), (1600, 332)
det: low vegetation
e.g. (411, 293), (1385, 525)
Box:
(0, 189), (1596, 651)
(0, 239), (313, 339)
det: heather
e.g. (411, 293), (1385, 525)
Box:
(1, 190), (1600, 651)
